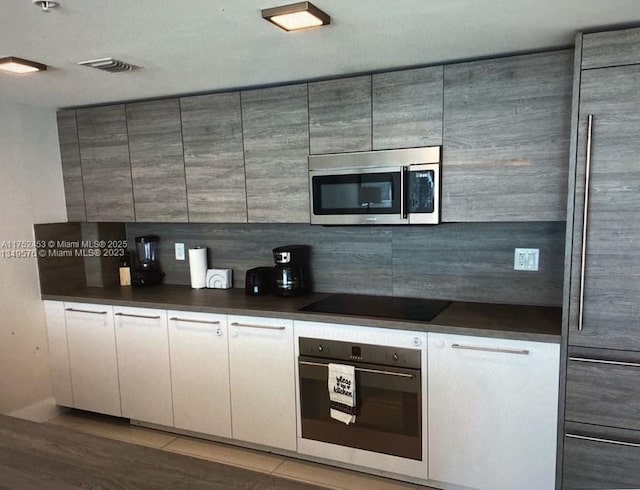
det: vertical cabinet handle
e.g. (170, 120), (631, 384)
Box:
(578, 114), (594, 332)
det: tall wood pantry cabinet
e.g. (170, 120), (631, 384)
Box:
(562, 27), (640, 489)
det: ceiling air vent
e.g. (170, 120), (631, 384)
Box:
(78, 58), (139, 73)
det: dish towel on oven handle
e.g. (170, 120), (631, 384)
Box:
(328, 363), (356, 424)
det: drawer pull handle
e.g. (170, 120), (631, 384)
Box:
(299, 360), (413, 379)
(231, 322), (286, 331)
(569, 357), (640, 368)
(64, 308), (107, 315)
(170, 317), (221, 325)
(578, 114), (594, 332)
(566, 433), (640, 448)
(115, 312), (161, 320)
(451, 343), (529, 355)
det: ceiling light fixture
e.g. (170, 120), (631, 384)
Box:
(262, 2), (330, 32)
(33, 0), (59, 12)
(0, 56), (47, 74)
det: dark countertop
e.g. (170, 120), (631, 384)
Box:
(42, 285), (561, 343)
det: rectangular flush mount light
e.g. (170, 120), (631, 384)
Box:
(262, 1), (330, 32)
(0, 56), (47, 74)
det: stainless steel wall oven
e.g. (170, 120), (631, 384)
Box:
(298, 337), (422, 460)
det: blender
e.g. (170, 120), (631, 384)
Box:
(132, 235), (163, 287)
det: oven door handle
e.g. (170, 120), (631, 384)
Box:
(299, 360), (414, 379)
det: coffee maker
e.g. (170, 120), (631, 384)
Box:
(273, 245), (311, 297)
(132, 235), (163, 287)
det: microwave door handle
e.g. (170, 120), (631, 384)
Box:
(402, 166), (409, 219)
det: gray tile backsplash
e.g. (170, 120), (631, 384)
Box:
(392, 222), (564, 305)
(126, 222), (564, 306)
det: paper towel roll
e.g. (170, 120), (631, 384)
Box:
(188, 247), (208, 289)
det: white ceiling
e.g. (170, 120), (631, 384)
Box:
(2, 0), (639, 109)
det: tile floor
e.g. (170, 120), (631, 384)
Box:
(47, 410), (437, 490)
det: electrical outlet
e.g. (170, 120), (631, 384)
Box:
(175, 243), (185, 261)
(514, 248), (539, 271)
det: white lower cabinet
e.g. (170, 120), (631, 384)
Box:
(64, 302), (121, 416)
(228, 315), (296, 451)
(114, 306), (173, 426)
(167, 310), (231, 438)
(427, 333), (559, 490)
(45, 299), (562, 490)
(43, 300), (73, 407)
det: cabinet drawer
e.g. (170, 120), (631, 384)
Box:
(563, 423), (640, 489)
(566, 352), (640, 430)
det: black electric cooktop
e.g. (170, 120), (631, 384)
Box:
(299, 294), (451, 323)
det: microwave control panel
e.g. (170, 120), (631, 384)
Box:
(408, 170), (435, 213)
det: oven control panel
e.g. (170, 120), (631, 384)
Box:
(351, 345), (362, 361)
(299, 337), (421, 369)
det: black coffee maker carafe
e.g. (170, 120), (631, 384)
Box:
(273, 245), (311, 297)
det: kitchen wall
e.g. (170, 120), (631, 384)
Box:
(0, 98), (66, 417)
(127, 221), (565, 306)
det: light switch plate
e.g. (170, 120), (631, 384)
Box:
(514, 248), (539, 271)
(175, 243), (185, 261)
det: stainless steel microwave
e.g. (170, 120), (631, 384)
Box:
(309, 146), (441, 225)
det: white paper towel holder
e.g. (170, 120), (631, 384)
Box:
(188, 246), (208, 289)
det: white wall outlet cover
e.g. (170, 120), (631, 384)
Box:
(175, 243), (185, 261)
(514, 248), (539, 271)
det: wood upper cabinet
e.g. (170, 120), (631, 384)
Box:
(56, 110), (86, 221)
(309, 75), (372, 154)
(582, 27), (640, 70)
(442, 50), (573, 221)
(241, 84), (310, 223)
(567, 64), (640, 351)
(372, 66), (443, 150)
(180, 92), (247, 223)
(309, 68), (443, 154)
(126, 99), (188, 222)
(76, 105), (135, 222)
